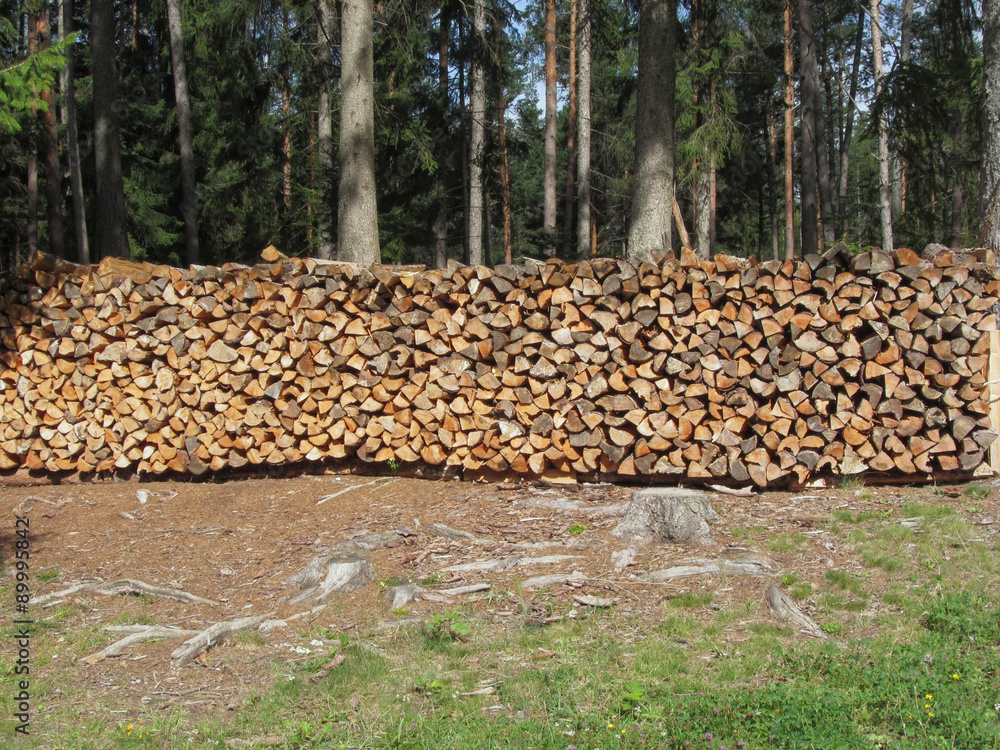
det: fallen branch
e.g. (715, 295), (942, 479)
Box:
(171, 612), (274, 667)
(316, 477), (399, 505)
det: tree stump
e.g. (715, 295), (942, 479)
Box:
(612, 488), (720, 545)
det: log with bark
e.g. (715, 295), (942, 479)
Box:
(0, 247), (996, 488)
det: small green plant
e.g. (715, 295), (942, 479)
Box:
(568, 524), (588, 535)
(387, 458), (400, 472)
(965, 484), (990, 500)
(617, 680), (648, 714)
(427, 611), (471, 642)
(37, 568), (60, 583)
(780, 573), (798, 587)
(414, 676), (448, 694)
(820, 621), (846, 635)
(420, 571), (445, 586)
(391, 607), (409, 617)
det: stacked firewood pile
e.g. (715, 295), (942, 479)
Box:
(0, 246), (996, 487)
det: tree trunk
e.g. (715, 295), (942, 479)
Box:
(458, 15), (469, 261)
(980, 0), (1000, 255)
(837, 9), (863, 238)
(307, 118), (316, 244)
(893, 0), (913, 218)
(564, 0), (577, 254)
(338, 0), (380, 264)
(468, 0), (485, 266)
(494, 3), (513, 265)
(576, 0), (592, 259)
(768, 107), (780, 259)
(949, 115), (964, 248)
(543, 0), (557, 255)
(814, 8), (834, 247)
(694, 155), (710, 257)
(26, 5), (38, 256)
(691, 0), (708, 258)
(60, 0), (90, 264)
(282, 85), (292, 212)
(92, 0), (131, 258)
(871, 0), (894, 253)
(672, 195), (690, 249)
(628, 0), (676, 262)
(317, 0), (335, 260)
(281, 9), (292, 215)
(37, 3), (64, 258)
(166, 0), (200, 265)
(709, 148), (717, 250)
(798, 0), (819, 256)
(435, 3), (450, 269)
(783, 0), (795, 259)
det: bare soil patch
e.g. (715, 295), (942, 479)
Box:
(3, 473), (998, 733)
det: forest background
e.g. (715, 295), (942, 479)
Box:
(0, 0), (996, 273)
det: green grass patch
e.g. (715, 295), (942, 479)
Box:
(663, 591), (713, 609)
(765, 533), (808, 553)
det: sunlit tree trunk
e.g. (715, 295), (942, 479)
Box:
(563, 0), (577, 254)
(783, 0), (795, 259)
(317, 0), (335, 259)
(576, 0), (592, 258)
(691, 0), (708, 258)
(798, 0), (819, 255)
(468, 0), (485, 265)
(871, 0), (894, 253)
(167, 0), (201, 265)
(627, 0), (676, 261)
(434, 3), (450, 269)
(837, 9), (863, 239)
(281, 10), (292, 215)
(543, 0), (557, 255)
(893, 0), (913, 219)
(338, 0), (380, 264)
(494, 2), (513, 265)
(980, 0), (1000, 255)
(768, 108), (780, 259)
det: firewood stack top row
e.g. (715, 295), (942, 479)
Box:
(0, 246), (997, 487)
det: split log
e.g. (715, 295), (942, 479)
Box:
(0, 248), (995, 488)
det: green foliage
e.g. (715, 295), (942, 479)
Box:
(567, 524), (588, 535)
(0, 23), (73, 134)
(922, 591), (1000, 642)
(426, 611), (471, 642)
(616, 679), (648, 714)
